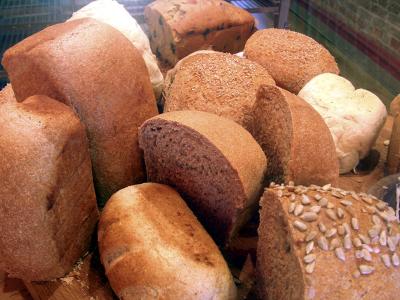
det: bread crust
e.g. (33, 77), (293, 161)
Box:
(0, 91), (98, 281)
(244, 29), (339, 93)
(2, 19), (158, 204)
(98, 183), (237, 299)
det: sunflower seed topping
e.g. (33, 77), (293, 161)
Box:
(304, 254), (316, 264)
(337, 207), (345, 219)
(301, 212), (318, 222)
(368, 227), (380, 239)
(366, 206), (377, 214)
(344, 235), (352, 249)
(310, 205), (321, 214)
(362, 249), (372, 261)
(330, 238), (341, 250)
(322, 184), (331, 191)
(327, 202), (335, 209)
(359, 265), (374, 275)
(338, 225), (345, 236)
(362, 244), (373, 253)
(376, 202), (387, 211)
(318, 236), (329, 251)
(294, 204), (304, 216)
(332, 191), (343, 199)
(326, 228), (337, 238)
(314, 194), (322, 201)
(392, 253), (399, 267)
(340, 200), (353, 207)
(351, 218), (359, 230)
(326, 209), (337, 221)
(353, 237), (362, 248)
(372, 215), (382, 225)
(319, 197), (328, 207)
(301, 195), (311, 205)
(388, 236), (397, 252)
(355, 250), (364, 259)
(306, 241), (314, 254)
(359, 234), (371, 245)
(305, 231), (318, 242)
(379, 230), (387, 246)
(290, 194), (296, 202)
(294, 220), (308, 232)
(305, 261), (316, 274)
(351, 192), (360, 201)
(335, 247), (346, 261)
(318, 222), (327, 233)
(362, 197), (373, 205)
(288, 202), (296, 214)
(381, 254), (391, 267)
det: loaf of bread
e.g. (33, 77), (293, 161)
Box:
(387, 114), (400, 174)
(2, 18), (158, 204)
(298, 73), (387, 174)
(98, 183), (237, 299)
(144, 0), (255, 66)
(258, 183), (400, 299)
(251, 85), (339, 186)
(0, 88), (98, 281)
(163, 51), (275, 128)
(244, 29), (339, 94)
(68, 0), (164, 98)
(138, 110), (267, 245)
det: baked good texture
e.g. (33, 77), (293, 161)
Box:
(138, 110), (267, 245)
(0, 90), (98, 281)
(98, 183), (237, 300)
(298, 73), (387, 174)
(68, 0), (164, 98)
(144, 0), (255, 65)
(244, 29), (339, 94)
(251, 85), (339, 186)
(258, 183), (400, 300)
(2, 18), (158, 204)
(387, 114), (400, 174)
(163, 50), (275, 129)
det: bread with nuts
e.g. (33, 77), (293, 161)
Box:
(258, 183), (400, 300)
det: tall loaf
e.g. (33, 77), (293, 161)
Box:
(0, 88), (98, 281)
(2, 19), (158, 204)
(145, 0), (255, 65)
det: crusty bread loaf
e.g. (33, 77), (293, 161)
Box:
(258, 183), (400, 300)
(0, 89), (98, 281)
(98, 183), (237, 299)
(298, 73), (387, 174)
(387, 114), (400, 174)
(145, 0), (255, 65)
(163, 51), (275, 129)
(138, 110), (267, 245)
(250, 85), (339, 186)
(68, 0), (164, 98)
(2, 18), (158, 204)
(244, 29), (339, 94)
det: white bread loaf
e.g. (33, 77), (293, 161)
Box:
(68, 0), (164, 98)
(98, 183), (237, 300)
(298, 73), (387, 174)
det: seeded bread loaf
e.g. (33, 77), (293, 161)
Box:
(98, 183), (237, 299)
(144, 0), (255, 66)
(68, 0), (164, 98)
(298, 73), (387, 174)
(0, 89), (98, 281)
(258, 183), (400, 300)
(2, 18), (158, 204)
(163, 51), (275, 128)
(138, 110), (267, 245)
(244, 29), (339, 94)
(250, 85), (339, 186)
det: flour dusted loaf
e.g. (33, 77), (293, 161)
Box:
(2, 18), (158, 204)
(98, 183), (237, 300)
(68, 0), (164, 98)
(144, 0), (255, 66)
(244, 29), (339, 94)
(163, 51), (275, 128)
(258, 183), (400, 300)
(0, 88), (98, 281)
(138, 111), (267, 245)
(251, 85), (339, 186)
(298, 73), (387, 174)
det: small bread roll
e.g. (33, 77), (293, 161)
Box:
(98, 183), (237, 300)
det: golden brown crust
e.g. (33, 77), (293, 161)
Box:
(2, 18), (158, 204)
(0, 92), (98, 281)
(98, 183), (237, 299)
(244, 29), (339, 94)
(164, 51), (275, 129)
(253, 85), (339, 186)
(258, 183), (400, 300)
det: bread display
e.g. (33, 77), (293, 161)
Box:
(298, 73), (387, 174)
(251, 85), (339, 186)
(2, 18), (158, 204)
(138, 110), (267, 245)
(68, 0), (164, 98)
(0, 88), (98, 281)
(258, 183), (400, 300)
(98, 183), (237, 300)
(244, 29), (339, 94)
(163, 51), (275, 128)
(144, 0), (255, 66)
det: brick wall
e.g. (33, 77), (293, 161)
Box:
(308, 0), (400, 57)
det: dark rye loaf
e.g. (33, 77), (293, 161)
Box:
(98, 183), (237, 299)
(258, 183), (400, 299)
(250, 85), (339, 186)
(0, 86), (98, 281)
(138, 110), (267, 245)
(2, 18), (158, 204)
